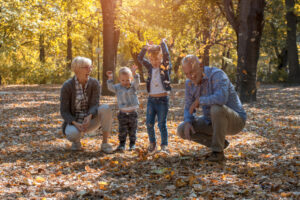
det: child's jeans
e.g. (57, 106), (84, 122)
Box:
(146, 96), (169, 146)
(118, 111), (138, 145)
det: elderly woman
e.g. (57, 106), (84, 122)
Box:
(60, 56), (113, 153)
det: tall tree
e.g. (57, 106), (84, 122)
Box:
(220, 0), (266, 102)
(100, 0), (120, 95)
(285, 0), (300, 83)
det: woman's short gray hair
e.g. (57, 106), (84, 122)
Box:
(71, 56), (92, 71)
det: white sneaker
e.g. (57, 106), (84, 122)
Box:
(101, 143), (113, 154)
(71, 141), (82, 151)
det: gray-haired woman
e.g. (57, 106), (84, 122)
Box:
(60, 56), (113, 153)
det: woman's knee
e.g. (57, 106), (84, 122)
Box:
(98, 104), (112, 116)
(65, 126), (81, 142)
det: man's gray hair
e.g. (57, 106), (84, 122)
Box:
(181, 55), (201, 69)
(71, 56), (92, 71)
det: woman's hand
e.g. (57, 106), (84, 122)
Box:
(131, 65), (138, 76)
(82, 114), (92, 132)
(106, 71), (113, 80)
(72, 121), (84, 133)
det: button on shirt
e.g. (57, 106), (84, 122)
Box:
(74, 76), (89, 123)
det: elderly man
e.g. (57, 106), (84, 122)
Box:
(60, 56), (113, 153)
(177, 55), (247, 161)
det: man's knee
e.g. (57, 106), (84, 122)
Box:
(176, 122), (185, 139)
(210, 105), (225, 117)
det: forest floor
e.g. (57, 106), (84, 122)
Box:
(0, 83), (299, 199)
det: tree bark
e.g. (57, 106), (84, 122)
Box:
(285, 0), (300, 83)
(222, 0), (265, 102)
(101, 0), (119, 95)
(67, 20), (72, 69)
(39, 34), (45, 63)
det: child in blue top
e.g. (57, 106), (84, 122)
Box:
(138, 39), (172, 153)
(106, 66), (140, 151)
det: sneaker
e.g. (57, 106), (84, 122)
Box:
(206, 151), (225, 162)
(160, 145), (168, 152)
(148, 143), (156, 154)
(115, 144), (125, 152)
(129, 144), (136, 151)
(101, 143), (113, 154)
(71, 141), (82, 151)
(224, 140), (230, 149)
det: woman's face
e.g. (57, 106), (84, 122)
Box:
(75, 64), (92, 83)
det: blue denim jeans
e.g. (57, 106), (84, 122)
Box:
(146, 96), (169, 146)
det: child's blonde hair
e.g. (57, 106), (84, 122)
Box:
(148, 45), (162, 58)
(119, 67), (132, 77)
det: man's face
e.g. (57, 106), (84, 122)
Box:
(75, 64), (92, 83)
(119, 73), (132, 88)
(182, 63), (203, 85)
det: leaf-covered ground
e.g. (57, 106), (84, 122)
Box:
(0, 84), (299, 199)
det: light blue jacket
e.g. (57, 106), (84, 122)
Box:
(107, 74), (140, 109)
(184, 66), (247, 124)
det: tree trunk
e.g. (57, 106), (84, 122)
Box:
(222, 0), (265, 102)
(101, 0), (118, 95)
(39, 34), (45, 63)
(221, 49), (230, 72)
(67, 20), (72, 69)
(285, 0), (300, 83)
(173, 56), (182, 84)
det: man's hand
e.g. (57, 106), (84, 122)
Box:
(184, 122), (195, 140)
(106, 71), (113, 80)
(82, 114), (92, 132)
(189, 98), (200, 114)
(131, 65), (138, 76)
(161, 38), (167, 43)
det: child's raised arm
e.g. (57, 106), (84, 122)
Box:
(161, 38), (172, 72)
(106, 71), (117, 93)
(137, 44), (152, 70)
(131, 65), (140, 90)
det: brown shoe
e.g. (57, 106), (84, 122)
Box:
(224, 140), (230, 149)
(148, 143), (156, 154)
(206, 151), (225, 162)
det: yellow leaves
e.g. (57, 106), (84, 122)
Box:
(175, 178), (186, 187)
(85, 165), (97, 173)
(180, 53), (186, 58)
(281, 192), (292, 197)
(35, 176), (45, 183)
(160, 65), (170, 71)
(188, 175), (197, 186)
(98, 181), (109, 190)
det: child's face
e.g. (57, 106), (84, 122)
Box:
(119, 73), (132, 88)
(149, 53), (163, 68)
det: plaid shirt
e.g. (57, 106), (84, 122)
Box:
(74, 76), (89, 123)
